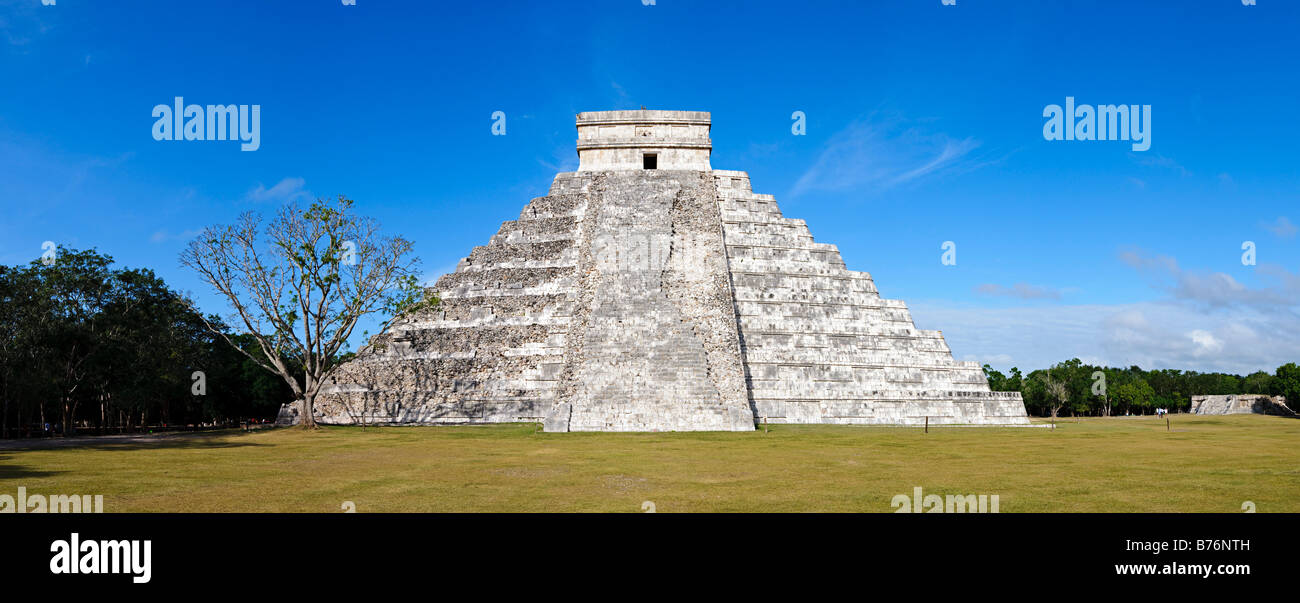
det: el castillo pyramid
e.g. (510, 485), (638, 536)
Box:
(309, 110), (1030, 431)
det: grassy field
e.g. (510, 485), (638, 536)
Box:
(1, 415), (1296, 512)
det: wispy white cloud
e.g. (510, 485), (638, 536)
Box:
(0, 0), (53, 48)
(1262, 216), (1296, 239)
(610, 80), (633, 108)
(1130, 153), (1190, 177)
(537, 144), (578, 173)
(961, 352), (1015, 367)
(245, 177), (310, 203)
(790, 114), (987, 197)
(422, 261), (462, 287)
(1119, 249), (1300, 309)
(149, 228), (201, 244)
(974, 282), (1065, 300)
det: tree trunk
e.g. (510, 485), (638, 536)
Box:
(61, 396), (80, 437)
(1, 375), (8, 439)
(300, 393), (318, 429)
(61, 395), (70, 437)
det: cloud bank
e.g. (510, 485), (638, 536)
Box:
(912, 250), (1300, 374)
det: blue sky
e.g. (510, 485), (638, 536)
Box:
(2, 0), (1297, 374)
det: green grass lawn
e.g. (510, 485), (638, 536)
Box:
(2, 414), (1296, 512)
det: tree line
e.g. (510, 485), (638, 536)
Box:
(984, 358), (1300, 417)
(0, 247), (294, 438)
(2, 196), (429, 438)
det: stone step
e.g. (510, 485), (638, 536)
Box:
(726, 247), (844, 267)
(720, 213), (808, 228)
(435, 266), (576, 294)
(520, 192), (586, 219)
(732, 289), (890, 306)
(741, 350), (974, 367)
(730, 269), (876, 285)
(747, 367), (989, 388)
(726, 258), (861, 276)
(739, 332), (952, 352)
(734, 301), (913, 321)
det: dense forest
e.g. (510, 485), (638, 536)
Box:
(0, 248), (297, 438)
(984, 359), (1300, 417)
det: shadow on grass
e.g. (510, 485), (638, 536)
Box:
(0, 429), (269, 453)
(0, 455), (63, 479)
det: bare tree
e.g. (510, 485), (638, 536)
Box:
(180, 196), (434, 428)
(1039, 373), (1069, 419)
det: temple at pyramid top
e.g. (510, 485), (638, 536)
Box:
(576, 110), (712, 171)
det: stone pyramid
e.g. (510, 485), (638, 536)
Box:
(313, 110), (1030, 431)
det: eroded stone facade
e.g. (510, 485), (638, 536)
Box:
(307, 110), (1030, 431)
(1190, 394), (1294, 416)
